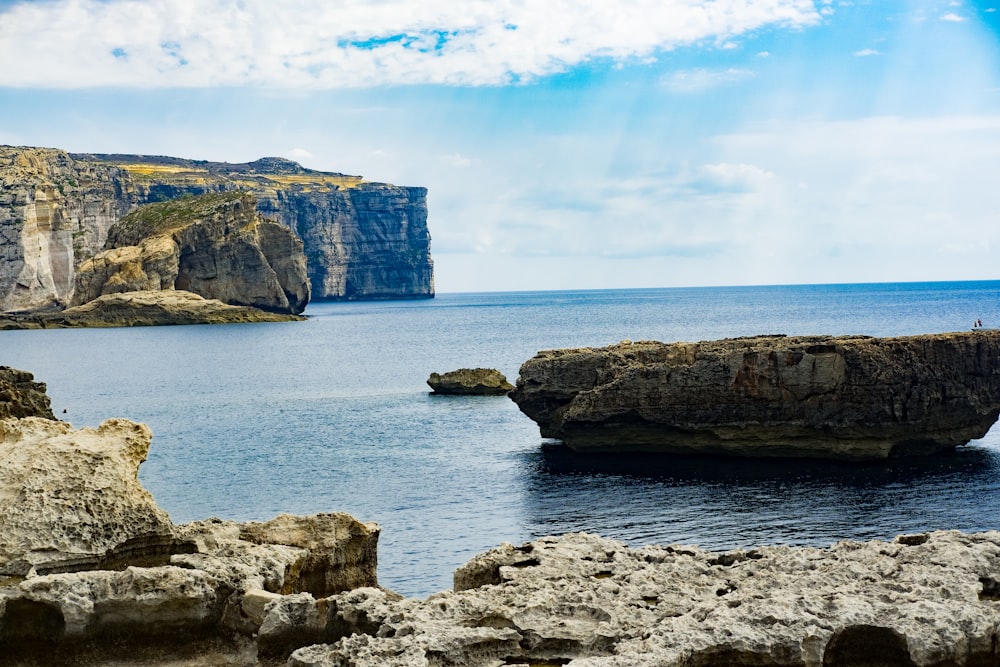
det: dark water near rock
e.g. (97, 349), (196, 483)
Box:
(5, 281), (1000, 597)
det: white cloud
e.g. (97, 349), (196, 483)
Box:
(853, 48), (881, 57)
(940, 12), (966, 21)
(285, 147), (314, 161)
(662, 67), (757, 93)
(0, 0), (821, 88)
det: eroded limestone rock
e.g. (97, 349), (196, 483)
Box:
(289, 530), (1000, 667)
(0, 415), (381, 664)
(427, 368), (514, 396)
(0, 417), (174, 576)
(510, 333), (1000, 459)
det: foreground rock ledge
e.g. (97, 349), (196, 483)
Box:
(510, 332), (1000, 460)
(0, 415), (379, 663)
(286, 530), (1000, 667)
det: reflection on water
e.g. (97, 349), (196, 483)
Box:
(519, 440), (1000, 550)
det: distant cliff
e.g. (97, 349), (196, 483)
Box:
(0, 146), (433, 311)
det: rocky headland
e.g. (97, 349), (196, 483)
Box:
(0, 145), (434, 313)
(510, 332), (1000, 460)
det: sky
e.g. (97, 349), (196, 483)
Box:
(1, 0), (999, 293)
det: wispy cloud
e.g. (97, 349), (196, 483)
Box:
(940, 12), (966, 21)
(661, 67), (757, 93)
(853, 48), (881, 57)
(0, 0), (821, 88)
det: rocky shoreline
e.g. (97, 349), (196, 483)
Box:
(5, 364), (1000, 665)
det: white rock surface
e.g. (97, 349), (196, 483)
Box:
(290, 531), (1000, 667)
(0, 417), (173, 575)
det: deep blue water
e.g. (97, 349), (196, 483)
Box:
(4, 281), (1000, 597)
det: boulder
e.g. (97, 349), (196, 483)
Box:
(287, 530), (1000, 666)
(509, 332), (1000, 460)
(72, 191), (311, 315)
(427, 368), (514, 396)
(0, 367), (55, 420)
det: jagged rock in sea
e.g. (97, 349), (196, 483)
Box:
(73, 191), (310, 315)
(0, 145), (434, 311)
(427, 368), (515, 396)
(285, 530), (1000, 666)
(509, 332), (1000, 460)
(0, 367), (55, 419)
(0, 289), (306, 328)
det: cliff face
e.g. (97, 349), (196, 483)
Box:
(0, 146), (433, 311)
(75, 191), (310, 314)
(510, 332), (1000, 460)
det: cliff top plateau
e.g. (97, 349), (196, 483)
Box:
(510, 331), (1000, 460)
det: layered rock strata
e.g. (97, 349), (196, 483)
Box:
(427, 368), (515, 396)
(0, 146), (433, 311)
(73, 191), (310, 315)
(285, 530), (1000, 667)
(0, 367), (55, 419)
(510, 332), (1000, 460)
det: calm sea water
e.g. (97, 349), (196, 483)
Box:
(4, 281), (1000, 597)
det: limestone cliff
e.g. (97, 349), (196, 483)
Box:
(74, 191), (310, 314)
(0, 146), (433, 311)
(510, 332), (1000, 460)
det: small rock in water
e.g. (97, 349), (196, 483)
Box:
(427, 368), (514, 396)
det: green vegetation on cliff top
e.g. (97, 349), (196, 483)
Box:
(109, 191), (250, 247)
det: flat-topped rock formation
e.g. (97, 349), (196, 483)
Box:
(0, 290), (305, 328)
(427, 368), (514, 396)
(510, 332), (1000, 460)
(0, 145), (433, 311)
(286, 530), (1000, 666)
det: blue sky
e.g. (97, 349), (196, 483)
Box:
(2, 0), (999, 293)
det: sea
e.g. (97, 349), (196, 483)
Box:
(4, 280), (1000, 598)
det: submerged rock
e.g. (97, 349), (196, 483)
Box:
(427, 368), (514, 396)
(510, 332), (1000, 460)
(288, 530), (1000, 667)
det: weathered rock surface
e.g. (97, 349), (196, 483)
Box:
(427, 368), (515, 396)
(0, 412), (381, 664)
(510, 332), (1000, 460)
(73, 190), (310, 315)
(286, 530), (1000, 667)
(0, 290), (305, 328)
(0, 367), (55, 419)
(0, 146), (434, 311)
(0, 417), (174, 576)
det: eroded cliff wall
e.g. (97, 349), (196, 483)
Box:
(0, 146), (434, 311)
